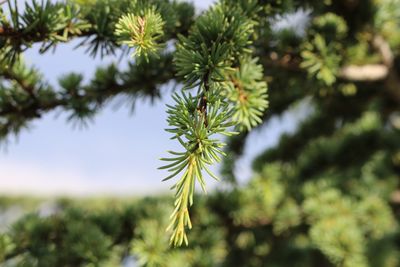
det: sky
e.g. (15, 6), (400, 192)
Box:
(0, 0), (302, 196)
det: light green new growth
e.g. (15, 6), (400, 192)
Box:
(114, 8), (164, 60)
(160, 93), (236, 246)
(222, 57), (269, 131)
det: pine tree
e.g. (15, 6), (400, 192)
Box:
(0, 0), (400, 266)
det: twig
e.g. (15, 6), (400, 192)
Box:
(338, 64), (388, 81)
(198, 71), (210, 127)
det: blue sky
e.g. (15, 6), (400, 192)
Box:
(0, 0), (301, 196)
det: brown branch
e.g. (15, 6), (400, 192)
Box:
(230, 75), (248, 104)
(1, 69), (36, 94)
(391, 190), (400, 204)
(370, 35), (400, 103)
(338, 35), (395, 82)
(0, 59), (175, 119)
(198, 71), (210, 127)
(335, 35), (400, 104)
(263, 52), (391, 82)
(0, 26), (96, 44)
(262, 52), (302, 72)
(338, 64), (389, 81)
(264, 39), (399, 100)
(373, 35), (394, 67)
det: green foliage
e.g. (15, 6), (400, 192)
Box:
(374, 0), (400, 47)
(0, 0), (400, 265)
(301, 34), (341, 86)
(300, 12), (349, 86)
(131, 220), (169, 266)
(311, 12), (348, 41)
(174, 3), (256, 89)
(221, 57), (269, 130)
(115, 8), (164, 60)
(161, 93), (235, 246)
(8, 210), (113, 266)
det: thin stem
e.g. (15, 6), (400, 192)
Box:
(197, 71), (210, 127)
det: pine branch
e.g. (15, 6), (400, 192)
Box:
(160, 2), (270, 246)
(0, 0), (195, 60)
(0, 54), (175, 139)
(1, 67), (36, 95)
(0, 23), (95, 43)
(262, 33), (399, 92)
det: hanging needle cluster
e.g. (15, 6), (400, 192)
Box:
(160, 93), (236, 246)
(159, 2), (269, 246)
